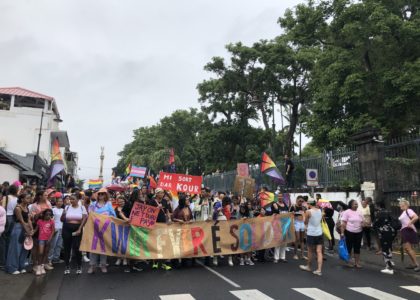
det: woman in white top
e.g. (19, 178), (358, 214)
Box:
(61, 195), (87, 275)
(399, 198), (419, 272)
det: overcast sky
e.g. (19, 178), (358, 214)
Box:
(0, 0), (304, 183)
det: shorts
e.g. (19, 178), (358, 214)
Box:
(294, 220), (305, 232)
(307, 235), (323, 246)
(38, 240), (48, 246)
(401, 227), (419, 244)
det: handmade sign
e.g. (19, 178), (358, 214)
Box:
(129, 202), (160, 229)
(80, 213), (295, 260)
(237, 163), (249, 177)
(233, 176), (255, 199)
(157, 172), (202, 194)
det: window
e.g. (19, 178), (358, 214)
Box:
(0, 94), (11, 110)
(14, 96), (45, 109)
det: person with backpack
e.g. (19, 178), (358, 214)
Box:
(398, 198), (419, 272)
(373, 202), (398, 275)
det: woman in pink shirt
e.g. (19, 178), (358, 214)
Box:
(340, 200), (364, 268)
(399, 198), (419, 272)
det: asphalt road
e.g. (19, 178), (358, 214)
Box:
(11, 253), (420, 300)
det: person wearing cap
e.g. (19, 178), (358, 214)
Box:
(299, 198), (323, 276)
(87, 188), (116, 274)
(5, 193), (33, 274)
(147, 188), (172, 271)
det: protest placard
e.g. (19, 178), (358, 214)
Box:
(157, 172), (202, 194)
(237, 163), (249, 177)
(129, 202), (160, 229)
(233, 176), (255, 199)
(80, 212), (295, 260)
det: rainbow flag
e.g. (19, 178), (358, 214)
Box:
(260, 152), (285, 184)
(88, 179), (103, 189)
(129, 165), (147, 178)
(48, 138), (65, 186)
(259, 191), (276, 208)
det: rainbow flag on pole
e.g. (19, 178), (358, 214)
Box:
(47, 138), (65, 186)
(88, 179), (103, 189)
(259, 191), (276, 208)
(260, 152), (285, 184)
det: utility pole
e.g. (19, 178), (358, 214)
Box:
(271, 99), (276, 160)
(33, 109), (45, 171)
(99, 146), (104, 181)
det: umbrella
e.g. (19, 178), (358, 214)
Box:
(106, 184), (128, 192)
(317, 198), (333, 210)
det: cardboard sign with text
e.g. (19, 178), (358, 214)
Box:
(129, 202), (160, 229)
(237, 163), (249, 177)
(158, 172), (202, 194)
(233, 176), (255, 199)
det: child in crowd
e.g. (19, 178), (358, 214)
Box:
(34, 209), (55, 276)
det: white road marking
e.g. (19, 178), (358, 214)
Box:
(292, 288), (343, 300)
(196, 260), (241, 288)
(349, 287), (406, 300)
(230, 289), (274, 300)
(159, 294), (195, 300)
(400, 286), (420, 294)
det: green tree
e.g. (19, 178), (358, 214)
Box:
(280, 0), (420, 149)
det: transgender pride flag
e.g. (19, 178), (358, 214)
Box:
(129, 165), (147, 178)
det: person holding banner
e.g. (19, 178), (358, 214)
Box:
(147, 188), (172, 271)
(290, 196), (307, 260)
(272, 195), (289, 263)
(300, 198), (323, 276)
(88, 188), (116, 274)
(172, 194), (193, 268)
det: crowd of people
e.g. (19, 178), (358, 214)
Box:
(0, 179), (418, 278)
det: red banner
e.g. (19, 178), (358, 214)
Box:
(158, 172), (202, 194)
(129, 202), (160, 229)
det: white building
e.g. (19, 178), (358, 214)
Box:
(0, 87), (77, 183)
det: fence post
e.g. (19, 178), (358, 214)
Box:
(351, 127), (385, 205)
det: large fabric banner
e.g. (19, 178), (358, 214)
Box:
(80, 213), (295, 260)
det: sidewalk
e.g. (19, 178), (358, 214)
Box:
(358, 248), (420, 280)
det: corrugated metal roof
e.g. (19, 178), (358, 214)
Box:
(0, 87), (54, 101)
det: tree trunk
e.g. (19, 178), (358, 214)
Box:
(284, 101), (299, 157)
(259, 104), (270, 131)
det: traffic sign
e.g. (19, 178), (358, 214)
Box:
(306, 169), (318, 187)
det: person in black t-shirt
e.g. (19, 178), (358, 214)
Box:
(147, 188), (172, 271)
(284, 155), (294, 188)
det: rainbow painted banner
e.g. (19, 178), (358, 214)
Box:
(80, 213), (295, 259)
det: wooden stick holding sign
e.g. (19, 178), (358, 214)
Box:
(129, 202), (160, 229)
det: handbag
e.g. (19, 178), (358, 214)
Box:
(338, 237), (350, 262)
(321, 218), (332, 240)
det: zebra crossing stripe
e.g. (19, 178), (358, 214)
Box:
(349, 287), (407, 300)
(159, 294), (195, 300)
(292, 288), (343, 300)
(400, 286), (420, 294)
(230, 289), (274, 300)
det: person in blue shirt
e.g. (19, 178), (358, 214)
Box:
(87, 188), (115, 274)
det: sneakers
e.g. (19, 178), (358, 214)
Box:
(381, 268), (394, 275)
(115, 259), (121, 266)
(239, 258), (245, 266)
(273, 259), (279, 263)
(87, 266), (95, 274)
(40, 265), (46, 275)
(100, 266), (107, 273)
(76, 268), (82, 275)
(83, 255), (90, 263)
(414, 266), (420, 272)
(299, 265), (311, 272)
(131, 265), (143, 272)
(213, 257), (218, 266)
(293, 255), (299, 260)
(44, 263), (54, 271)
(313, 270), (322, 276)
(245, 259), (254, 266)
(161, 263), (172, 271)
(11, 271), (20, 275)
(64, 267), (71, 275)
(35, 266), (42, 276)
(152, 263), (159, 270)
(123, 258), (128, 266)
(20, 269), (26, 274)
(228, 256), (234, 267)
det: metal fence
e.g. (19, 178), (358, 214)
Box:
(203, 146), (360, 192)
